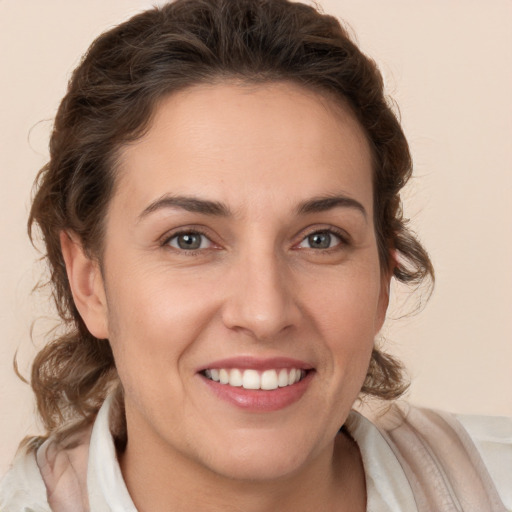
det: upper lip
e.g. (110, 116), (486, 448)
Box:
(197, 356), (314, 373)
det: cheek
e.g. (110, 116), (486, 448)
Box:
(308, 267), (383, 333)
(303, 266), (383, 371)
(106, 262), (219, 336)
(103, 268), (219, 393)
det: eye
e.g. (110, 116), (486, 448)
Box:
(298, 230), (343, 250)
(167, 231), (213, 251)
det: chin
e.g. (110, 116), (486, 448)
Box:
(210, 453), (308, 482)
(194, 430), (323, 482)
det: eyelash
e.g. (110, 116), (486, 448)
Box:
(295, 227), (350, 252)
(161, 227), (350, 255)
(160, 228), (214, 254)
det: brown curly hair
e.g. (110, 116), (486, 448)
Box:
(28, 0), (434, 438)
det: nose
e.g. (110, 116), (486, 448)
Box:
(221, 249), (301, 341)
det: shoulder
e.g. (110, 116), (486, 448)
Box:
(374, 403), (512, 511)
(0, 439), (51, 512)
(1, 394), (132, 512)
(456, 412), (512, 510)
(0, 424), (93, 512)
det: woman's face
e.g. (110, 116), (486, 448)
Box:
(89, 82), (389, 480)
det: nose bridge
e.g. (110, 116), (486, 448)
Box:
(222, 241), (299, 340)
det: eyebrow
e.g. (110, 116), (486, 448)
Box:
(138, 193), (367, 221)
(138, 194), (231, 221)
(296, 195), (367, 219)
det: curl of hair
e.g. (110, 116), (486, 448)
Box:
(28, 0), (434, 438)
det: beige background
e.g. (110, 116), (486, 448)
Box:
(1, 0), (511, 475)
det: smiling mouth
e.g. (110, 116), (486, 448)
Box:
(202, 368), (308, 390)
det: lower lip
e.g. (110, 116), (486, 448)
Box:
(199, 371), (314, 412)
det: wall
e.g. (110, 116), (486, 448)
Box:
(1, 0), (511, 475)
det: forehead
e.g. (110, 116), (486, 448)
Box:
(115, 81), (374, 218)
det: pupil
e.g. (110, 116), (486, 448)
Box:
(178, 233), (201, 250)
(309, 232), (330, 249)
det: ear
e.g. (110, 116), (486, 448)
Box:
(60, 231), (109, 339)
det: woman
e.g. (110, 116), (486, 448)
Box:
(0, 0), (510, 510)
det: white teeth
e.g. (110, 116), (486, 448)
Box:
(229, 369), (243, 387)
(204, 368), (306, 390)
(278, 369), (288, 387)
(261, 369), (278, 390)
(219, 369), (229, 384)
(242, 369), (261, 389)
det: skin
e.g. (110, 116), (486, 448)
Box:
(62, 82), (390, 511)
